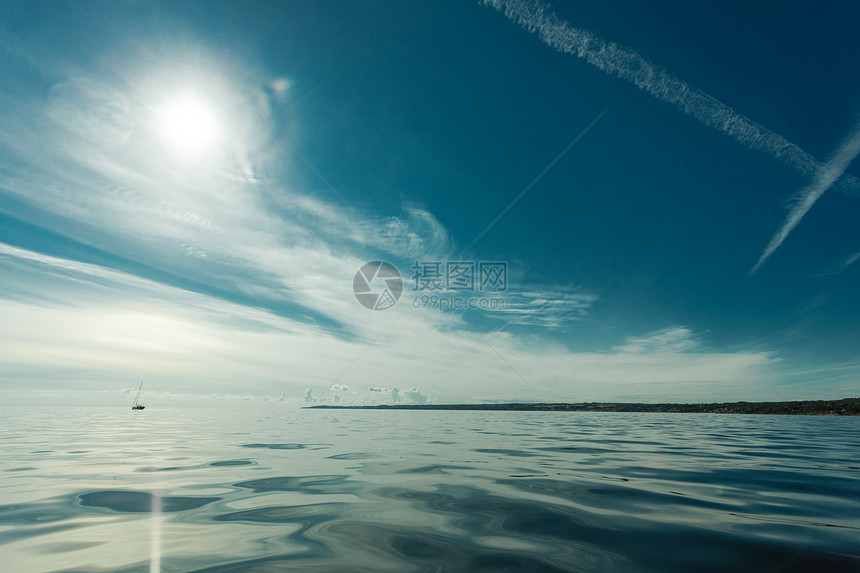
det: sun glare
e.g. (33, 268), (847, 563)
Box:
(157, 95), (219, 157)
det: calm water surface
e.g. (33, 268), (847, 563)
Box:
(1, 407), (858, 572)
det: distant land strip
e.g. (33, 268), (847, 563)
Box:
(307, 398), (860, 415)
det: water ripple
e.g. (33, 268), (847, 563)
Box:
(1, 408), (858, 572)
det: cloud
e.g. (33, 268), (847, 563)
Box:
(0, 53), (466, 340)
(613, 326), (701, 354)
(818, 251), (860, 276)
(0, 242), (794, 404)
(750, 120), (860, 274)
(0, 34), (589, 348)
(268, 77), (290, 102)
(402, 387), (429, 404)
(487, 286), (598, 329)
(841, 252), (860, 271)
(380, 208), (452, 259)
(482, 0), (860, 196)
(45, 78), (135, 148)
(339, 386), (429, 405)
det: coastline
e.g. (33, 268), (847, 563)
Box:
(306, 397), (860, 415)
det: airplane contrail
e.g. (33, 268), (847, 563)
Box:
(750, 121), (860, 275)
(482, 0), (860, 196)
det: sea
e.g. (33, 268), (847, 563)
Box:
(1, 407), (858, 572)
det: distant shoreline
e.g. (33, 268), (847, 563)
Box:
(307, 398), (859, 415)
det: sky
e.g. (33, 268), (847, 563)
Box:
(0, 0), (858, 407)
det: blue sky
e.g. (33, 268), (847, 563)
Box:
(1, 0), (858, 406)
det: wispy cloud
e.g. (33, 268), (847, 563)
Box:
(482, 0), (860, 196)
(486, 286), (598, 329)
(750, 121), (860, 274)
(613, 326), (701, 354)
(842, 252), (860, 270)
(0, 31), (603, 348)
(0, 242), (789, 404)
(0, 49), (455, 333)
(815, 250), (860, 277)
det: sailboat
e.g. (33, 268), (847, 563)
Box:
(132, 382), (145, 410)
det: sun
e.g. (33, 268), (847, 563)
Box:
(157, 94), (219, 157)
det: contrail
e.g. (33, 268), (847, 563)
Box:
(750, 121), (860, 275)
(482, 0), (860, 196)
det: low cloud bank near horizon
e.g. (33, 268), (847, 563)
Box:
(1, 242), (830, 406)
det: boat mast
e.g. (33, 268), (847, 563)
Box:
(133, 382), (143, 407)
